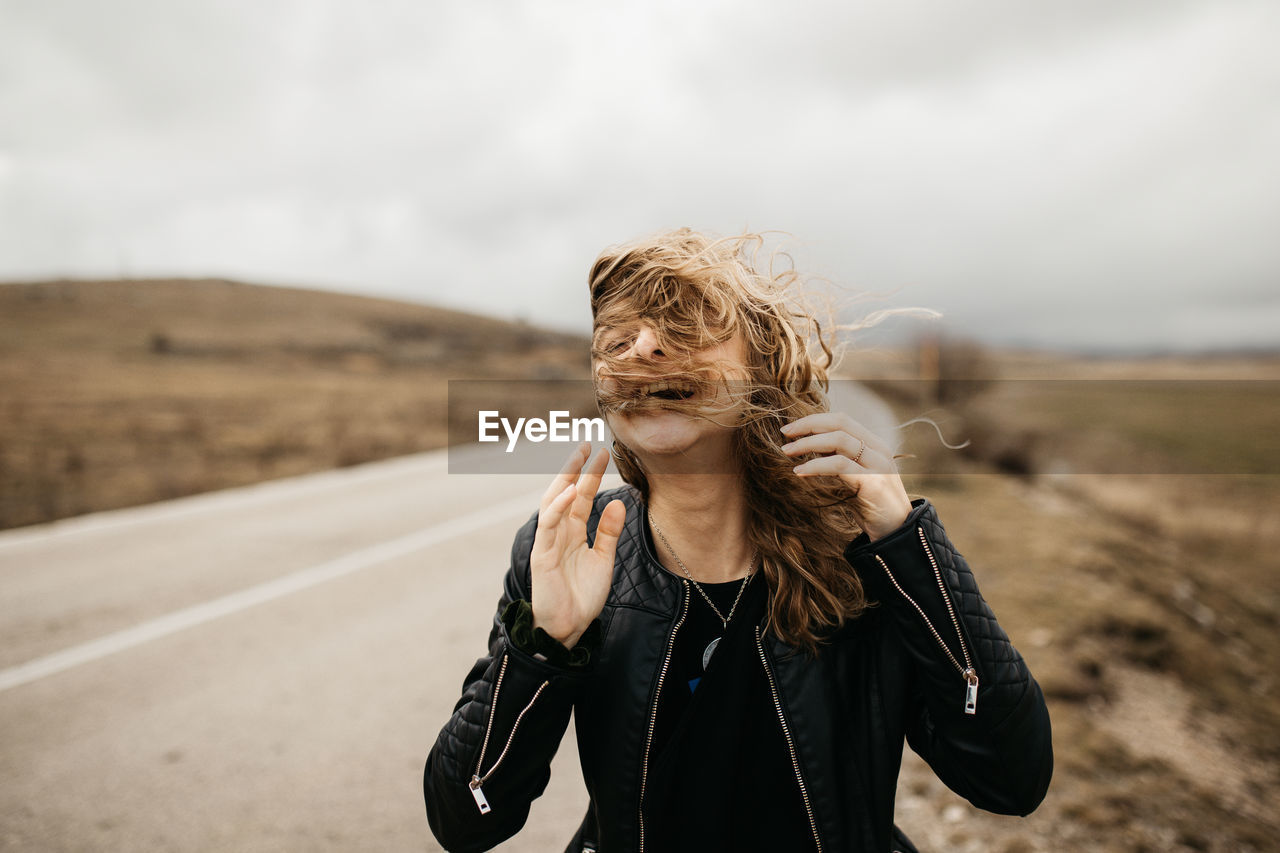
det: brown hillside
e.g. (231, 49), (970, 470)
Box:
(0, 279), (594, 530)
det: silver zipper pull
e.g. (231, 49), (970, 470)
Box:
(963, 668), (979, 715)
(469, 776), (492, 814)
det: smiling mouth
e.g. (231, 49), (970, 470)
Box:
(638, 380), (696, 401)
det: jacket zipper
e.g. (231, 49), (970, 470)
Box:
(637, 580), (689, 852)
(756, 626), (824, 853)
(468, 652), (551, 813)
(874, 527), (979, 715)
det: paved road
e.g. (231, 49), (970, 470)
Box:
(0, 384), (897, 852)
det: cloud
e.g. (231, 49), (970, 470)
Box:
(1, 0), (1277, 352)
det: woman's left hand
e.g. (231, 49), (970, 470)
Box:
(781, 413), (914, 542)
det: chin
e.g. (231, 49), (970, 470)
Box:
(610, 408), (729, 459)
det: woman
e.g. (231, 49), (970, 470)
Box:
(424, 229), (1053, 852)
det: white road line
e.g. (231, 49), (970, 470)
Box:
(0, 449), (452, 551)
(0, 490), (544, 693)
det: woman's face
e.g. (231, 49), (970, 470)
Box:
(592, 319), (751, 462)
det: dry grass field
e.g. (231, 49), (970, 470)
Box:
(0, 279), (597, 530)
(3, 280), (1278, 850)
(841, 345), (1280, 851)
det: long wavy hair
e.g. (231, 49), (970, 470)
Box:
(589, 228), (878, 653)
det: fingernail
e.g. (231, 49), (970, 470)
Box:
(780, 441), (795, 452)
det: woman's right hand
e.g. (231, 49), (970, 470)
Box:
(530, 443), (626, 649)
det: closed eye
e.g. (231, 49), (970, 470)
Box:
(594, 333), (630, 354)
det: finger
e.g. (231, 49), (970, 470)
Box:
(781, 412), (893, 458)
(540, 442), (591, 512)
(568, 447), (611, 526)
(780, 432), (891, 472)
(531, 482), (577, 561)
(589, 499), (627, 566)
(781, 413), (892, 457)
(791, 453), (865, 480)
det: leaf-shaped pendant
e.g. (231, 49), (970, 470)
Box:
(702, 636), (721, 670)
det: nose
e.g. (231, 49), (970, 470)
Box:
(629, 325), (665, 360)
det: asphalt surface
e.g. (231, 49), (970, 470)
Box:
(1, 384), (898, 852)
(0, 449), (595, 851)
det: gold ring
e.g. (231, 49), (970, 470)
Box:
(851, 439), (865, 465)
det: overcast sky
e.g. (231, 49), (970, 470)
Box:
(2, 0), (1277, 352)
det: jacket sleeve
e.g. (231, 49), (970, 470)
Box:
(423, 511), (590, 853)
(845, 498), (1053, 816)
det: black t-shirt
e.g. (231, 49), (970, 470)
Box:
(643, 572), (816, 852)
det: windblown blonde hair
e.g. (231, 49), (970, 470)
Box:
(589, 227), (876, 653)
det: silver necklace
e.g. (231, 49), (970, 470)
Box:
(648, 509), (757, 670)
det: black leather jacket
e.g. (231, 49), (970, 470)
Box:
(424, 486), (1053, 852)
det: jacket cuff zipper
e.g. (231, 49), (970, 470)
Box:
(874, 526), (980, 715)
(468, 651), (552, 813)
